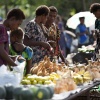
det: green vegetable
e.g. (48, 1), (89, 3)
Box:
(36, 87), (50, 100)
(4, 84), (14, 99)
(0, 86), (6, 99)
(13, 86), (23, 100)
(20, 87), (34, 100)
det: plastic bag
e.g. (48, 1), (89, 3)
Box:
(0, 72), (21, 86)
(12, 57), (26, 80)
(0, 65), (21, 86)
(0, 56), (26, 86)
(0, 65), (8, 75)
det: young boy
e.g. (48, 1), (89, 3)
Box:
(9, 27), (33, 75)
(0, 8), (25, 66)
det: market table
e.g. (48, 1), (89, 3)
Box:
(52, 81), (100, 100)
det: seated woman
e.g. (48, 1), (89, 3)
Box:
(9, 27), (33, 76)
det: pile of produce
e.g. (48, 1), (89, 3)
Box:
(21, 72), (60, 85)
(78, 45), (95, 53)
(21, 56), (100, 95)
(73, 70), (92, 85)
(0, 55), (100, 100)
(54, 77), (77, 94)
(0, 84), (54, 100)
(30, 56), (64, 76)
(69, 59), (100, 84)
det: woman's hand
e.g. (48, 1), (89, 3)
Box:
(17, 55), (26, 63)
(40, 42), (54, 54)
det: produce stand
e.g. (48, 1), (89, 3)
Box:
(52, 81), (100, 100)
(0, 56), (99, 100)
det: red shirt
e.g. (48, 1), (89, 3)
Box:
(0, 24), (9, 66)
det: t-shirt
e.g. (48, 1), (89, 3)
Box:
(9, 45), (33, 75)
(76, 24), (88, 44)
(9, 45), (33, 61)
(0, 24), (9, 66)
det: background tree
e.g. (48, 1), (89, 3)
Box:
(0, 0), (100, 29)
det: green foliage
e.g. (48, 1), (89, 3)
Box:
(0, 0), (100, 19)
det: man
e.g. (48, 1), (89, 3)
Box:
(76, 17), (89, 48)
(90, 3), (100, 60)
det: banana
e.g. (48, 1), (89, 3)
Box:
(73, 70), (92, 85)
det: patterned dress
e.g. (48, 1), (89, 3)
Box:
(25, 19), (49, 65)
(93, 19), (100, 60)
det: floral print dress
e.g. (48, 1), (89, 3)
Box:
(25, 19), (49, 65)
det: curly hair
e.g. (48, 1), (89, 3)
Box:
(35, 5), (50, 16)
(90, 3), (100, 13)
(10, 27), (24, 39)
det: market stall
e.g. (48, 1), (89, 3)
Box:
(0, 56), (100, 100)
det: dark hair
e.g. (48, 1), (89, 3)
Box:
(49, 6), (58, 13)
(10, 27), (24, 39)
(90, 3), (100, 13)
(35, 5), (50, 16)
(79, 17), (85, 20)
(7, 8), (25, 20)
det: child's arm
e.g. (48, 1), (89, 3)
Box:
(0, 43), (17, 66)
(25, 59), (32, 76)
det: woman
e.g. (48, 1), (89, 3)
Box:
(24, 5), (53, 65)
(0, 8), (25, 66)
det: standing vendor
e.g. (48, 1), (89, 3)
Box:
(24, 5), (54, 65)
(45, 6), (67, 64)
(90, 3), (100, 60)
(0, 8), (25, 66)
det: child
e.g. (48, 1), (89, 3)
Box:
(9, 27), (33, 75)
(0, 8), (25, 66)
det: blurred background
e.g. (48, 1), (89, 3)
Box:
(0, 0), (100, 29)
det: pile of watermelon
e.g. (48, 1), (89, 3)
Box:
(0, 84), (54, 100)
